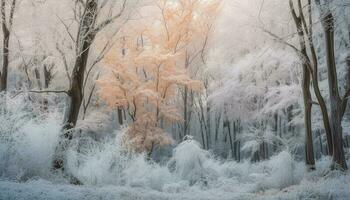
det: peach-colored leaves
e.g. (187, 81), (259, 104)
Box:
(98, 0), (220, 153)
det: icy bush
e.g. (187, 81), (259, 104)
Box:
(0, 95), (332, 199)
(0, 94), (61, 180)
(66, 131), (174, 191)
(258, 151), (304, 190)
(66, 135), (124, 185)
(123, 156), (174, 191)
(63, 138), (309, 195)
(168, 137), (219, 186)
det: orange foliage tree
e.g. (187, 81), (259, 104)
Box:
(98, 0), (220, 155)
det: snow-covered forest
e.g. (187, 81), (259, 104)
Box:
(0, 0), (350, 199)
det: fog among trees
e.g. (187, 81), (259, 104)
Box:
(0, 0), (349, 199)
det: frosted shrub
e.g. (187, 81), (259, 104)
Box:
(257, 151), (304, 190)
(0, 95), (61, 180)
(66, 131), (174, 190)
(168, 137), (218, 186)
(66, 132), (128, 185)
(123, 156), (174, 191)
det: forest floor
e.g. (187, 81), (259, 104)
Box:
(0, 174), (349, 200)
(1, 159), (349, 200)
(0, 107), (349, 200)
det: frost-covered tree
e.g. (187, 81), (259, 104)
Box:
(50, 0), (130, 173)
(209, 45), (302, 160)
(98, 0), (218, 156)
(314, 0), (349, 170)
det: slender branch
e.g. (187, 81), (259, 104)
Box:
(11, 89), (69, 99)
(82, 72), (100, 119)
(29, 90), (69, 95)
(93, 0), (127, 33)
(262, 27), (301, 54)
(56, 43), (72, 87)
(8, 0), (16, 30)
(13, 33), (32, 84)
(55, 14), (76, 43)
(83, 33), (122, 92)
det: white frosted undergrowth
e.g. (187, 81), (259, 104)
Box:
(0, 95), (349, 200)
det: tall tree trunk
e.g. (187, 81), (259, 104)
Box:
(224, 120), (234, 159)
(117, 108), (124, 125)
(0, 24), (9, 92)
(206, 102), (211, 149)
(183, 86), (188, 136)
(0, 0), (16, 92)
(318, 130), (324, 156)
(64, 0), (98, 132)
(303, 0), (333, 155)
(303, 64), (315, 170)
(273, 113), (278, 152)
(311, 67), (333, 155)
(237, 120), (241, 162)
(214, 112), (221, 142)
(233, 121), (237, 161)
(290, 0), (315, 170)
(53, 0), (98, 171)
(321, 11), (347, 170)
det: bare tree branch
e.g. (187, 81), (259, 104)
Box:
(93, 0), (127, 33)
(55, 14), (76, 43)
(56, 42), (72, 87)
(29, 90), (69, 95)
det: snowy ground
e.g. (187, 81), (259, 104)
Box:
(1, 169), (350, 200)
(1, 147), (350, 200)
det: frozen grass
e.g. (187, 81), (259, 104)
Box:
(0, 95), (349, 200)
(1, 170), (349, 200)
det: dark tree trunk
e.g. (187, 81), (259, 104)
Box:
(321, 12), (347, 170)
(0, 0), (16, 92)
(303, 0), (333, 155)
(64, 0), (98, 132)
(302, 62), (315, 170)
(290, 0), (315, 170)
(224, 120), (234, 159)
(0, 26), (9, 92)
(183, 86), (188, 136)
(318, 130), (324, 156)
(312, 67), (333, 155)
(214, 112), (221, 142)
(0, 1), (9, 92)
(237, 120), (241, 162)
(233, 121), (237, 161)
(273, 113), (278, 152)
(53, 0), (98, 171)
(117, 108), (124, 125)
(206, 103), (211, 149)
(199, 115), (206, 149)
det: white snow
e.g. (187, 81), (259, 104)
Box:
(1, 160), (350, 200)
(0, 101), (349, 200)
